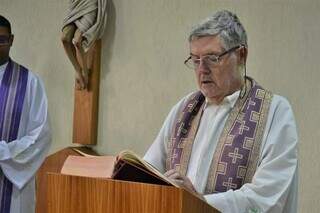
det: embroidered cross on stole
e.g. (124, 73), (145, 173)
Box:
(0, 59), (28, 212)
(166, 77), (273, 194)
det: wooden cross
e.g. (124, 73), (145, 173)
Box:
(73, 40), (101, 145)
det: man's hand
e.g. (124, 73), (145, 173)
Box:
(164, 169), (205, 201)
(164, 169), (196, 192)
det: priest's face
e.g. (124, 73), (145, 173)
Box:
(189, 36), (244, 104)
(0, 26), (13, 65)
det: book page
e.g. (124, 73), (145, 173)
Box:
(117, 150), (179, 187)
(71, 147), (100, 157)
(61, 155), (116, 178)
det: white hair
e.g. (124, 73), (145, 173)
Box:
(188, 10), (248, 49)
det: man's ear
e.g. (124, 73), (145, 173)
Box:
(9, 34), (14, 46)
(239, 46), (247, 64)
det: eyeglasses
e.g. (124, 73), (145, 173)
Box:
(184, 45), (244, 70)
(0, 35), (11, 46)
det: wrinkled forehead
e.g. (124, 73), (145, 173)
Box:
(189, 35), (225, 56)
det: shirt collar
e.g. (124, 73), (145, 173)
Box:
(204, 90), (240, 109)
(0, 61), (9, 73)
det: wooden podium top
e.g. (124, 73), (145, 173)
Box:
(47, 173), (220, 213)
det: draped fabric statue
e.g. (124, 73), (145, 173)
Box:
(61, 0), (108, 90)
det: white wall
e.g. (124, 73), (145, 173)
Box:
(1, 0), (320, 211)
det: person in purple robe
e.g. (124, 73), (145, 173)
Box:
(144, 10), (298, 213)
(0, 15), (51, 213)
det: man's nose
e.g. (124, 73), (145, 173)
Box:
(197, 60), (211, 74)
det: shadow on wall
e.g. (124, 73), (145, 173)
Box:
(101, 0), (116, 80)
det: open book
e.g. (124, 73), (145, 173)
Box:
(61, 149), (178, 187)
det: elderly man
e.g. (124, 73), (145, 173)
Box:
(144, 10), (298, 213)
(0, 15), (51, 213)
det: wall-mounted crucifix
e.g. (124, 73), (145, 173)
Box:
(61, 0), (108, 145)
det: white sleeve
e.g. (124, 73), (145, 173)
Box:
(143, 105), (179, 173)
(143, 94), (192, 173)
(204, 96), (298, 213)
(0, 73), (51, 190)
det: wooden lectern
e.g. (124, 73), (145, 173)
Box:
(47, 173), (220, 213)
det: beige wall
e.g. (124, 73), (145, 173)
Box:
(1, 0), (319, 211)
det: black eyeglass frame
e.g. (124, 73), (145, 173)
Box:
(184, 44), (245, 70)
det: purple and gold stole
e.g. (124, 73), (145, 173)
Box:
(0, 59), (28, 212)
(166, 78), (273, 193)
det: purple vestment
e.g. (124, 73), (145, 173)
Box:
(166, 78), (273, 194)
(0, 59), (28, 212)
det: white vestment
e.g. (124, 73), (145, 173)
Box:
(144, 91), (298, 213)
(0, 62), (51, 213)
